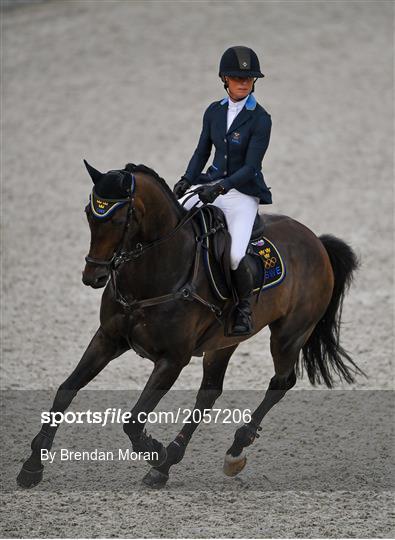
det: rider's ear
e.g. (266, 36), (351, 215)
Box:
(83, 159), (103, 184)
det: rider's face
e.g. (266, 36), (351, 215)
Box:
(225, 76), (255, 101)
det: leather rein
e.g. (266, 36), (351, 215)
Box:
(85, 182), (223, 319)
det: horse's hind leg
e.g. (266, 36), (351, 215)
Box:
(224, 321), (313, 477)
(142, 344), (237, 488)
(17, 327), (126, 488)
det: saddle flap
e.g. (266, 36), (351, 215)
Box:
(207, 206), (229, 261)
(197, 206), (233, 298)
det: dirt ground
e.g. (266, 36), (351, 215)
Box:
(1, 0), (393, 538)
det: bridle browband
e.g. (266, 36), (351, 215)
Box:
(84, 176), (223, 319)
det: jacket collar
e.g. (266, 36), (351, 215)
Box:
(220, 93), (256, 134)
(220, 93), (257, 110)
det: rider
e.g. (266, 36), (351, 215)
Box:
(174, 46), (272, 336)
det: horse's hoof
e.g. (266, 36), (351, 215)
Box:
(142, 468), (169, 489)
(16, 464), (44, 489)
(146, 446), (167, 467)
(223, 450), (247, 477)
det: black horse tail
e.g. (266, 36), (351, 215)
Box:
(298, 234), (364, 388)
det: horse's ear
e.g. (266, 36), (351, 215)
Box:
(83, 159), (103, 184)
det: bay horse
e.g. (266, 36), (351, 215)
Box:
(17, 161), (363, 489)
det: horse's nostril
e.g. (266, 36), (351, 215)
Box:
(95, 274), (109, 286)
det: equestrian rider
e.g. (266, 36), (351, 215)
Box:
(174, 46), (272, 336)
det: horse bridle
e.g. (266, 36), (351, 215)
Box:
(84, 199), (135, 269)
(84, 177), (202, 270)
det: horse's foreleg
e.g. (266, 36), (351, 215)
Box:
(122, 356), (188, 468)
(17, 327), (125, 488)
(143, 345), (237, 488)
(224, 326), (312, 477)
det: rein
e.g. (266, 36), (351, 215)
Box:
(112, 196), (202, 267)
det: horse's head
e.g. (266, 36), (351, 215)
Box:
(82, 160), (139, 288)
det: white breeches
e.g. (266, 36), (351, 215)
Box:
(179, 185), (259, 270)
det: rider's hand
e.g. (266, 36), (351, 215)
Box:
(173, 177), (191, 199)
(198, 182), (227, 204)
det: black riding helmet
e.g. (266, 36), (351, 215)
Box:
(219, 46), (264, 79)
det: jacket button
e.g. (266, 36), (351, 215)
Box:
(224, 138), (226, 143)
(224, 171), (227, 176)
(224, 154), (227, 159)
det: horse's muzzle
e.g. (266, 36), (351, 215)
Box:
(82, 268), (109, 288)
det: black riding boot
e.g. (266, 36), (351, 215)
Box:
(229, 256), (254, 336)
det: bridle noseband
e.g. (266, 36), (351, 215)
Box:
(84, 253), (116, 268)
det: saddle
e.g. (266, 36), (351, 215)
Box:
(195, 205), (286, 301)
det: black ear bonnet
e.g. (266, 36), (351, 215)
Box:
(84, 161), (136, 219)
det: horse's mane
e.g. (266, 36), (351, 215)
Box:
(124, 163), (186, 217)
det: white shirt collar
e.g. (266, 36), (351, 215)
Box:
(228, 94), (249, 111)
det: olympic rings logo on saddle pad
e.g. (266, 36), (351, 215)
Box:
(250, 238), (285, 288)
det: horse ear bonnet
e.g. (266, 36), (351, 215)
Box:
(94, 171), (131, 199)
(89, 169), (135, 219)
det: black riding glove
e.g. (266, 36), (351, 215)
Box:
(198, 182), (227, 204)
(173, 177), (191, 199)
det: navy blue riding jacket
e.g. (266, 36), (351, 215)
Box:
(184, 94), (272, 204)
